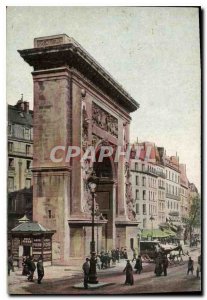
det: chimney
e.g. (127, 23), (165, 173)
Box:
(24, 101), (29, 113)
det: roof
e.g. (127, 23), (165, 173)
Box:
(8, 105), (33, 126)
(18, 34), (139, 113)
(141, 229), (176, 238)
(17, 214), (30, 223)
(11, 221), (54, 233)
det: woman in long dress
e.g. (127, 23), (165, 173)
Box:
(123, 260), (134, 285)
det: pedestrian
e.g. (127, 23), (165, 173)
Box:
(154, 253), (163, 276)
(196, 254), (201, 279)
(37, 256), (44, 284)
(27, 256), (36, 282)
(22, 256), (29, 276)
(82, 258), (90, 289)
(134, 255), (143, 274)
(123, 260), (134, 285)
(162, 255), (168, 276)
(8, 253), (14, 276)
(115, 248), (120, 263)
(187, 257), (194, 275)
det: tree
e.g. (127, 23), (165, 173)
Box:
(182, 194), (201, 246)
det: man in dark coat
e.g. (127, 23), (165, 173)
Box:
(162, 255), (169, 276)
(82, 258), (90, 289)
(27, 256), (36, 282)
(196, 254), (201, 278)
(37, 256), (44, 284)
(134, 255), (143, 274)
(8, 254), (14, 276)
(187, 257), (194, 275)
(123, 260), (134, 285)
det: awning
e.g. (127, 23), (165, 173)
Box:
(141, 229), (169, 238)
(163, 229), (176, 237)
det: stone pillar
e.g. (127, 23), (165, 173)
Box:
(31, 67), (71, 265)
(116, 119), (127, 219)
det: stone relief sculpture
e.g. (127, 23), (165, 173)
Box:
(81, 94), (90, 150)
(92, 102), (118, 138)
(125, 162), (136, 221)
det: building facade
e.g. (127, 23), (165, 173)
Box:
(165, 156), (181, 225)
(18, 34), (139, 265)
(131, 142), (160, 231)
(179, 164), (189, 219)
(8, 100), (33, 230)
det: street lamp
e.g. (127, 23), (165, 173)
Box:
(87, 176), (99, 284)
(150, 215), (155, 240)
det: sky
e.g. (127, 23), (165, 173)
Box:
(6, 6), (201, 191)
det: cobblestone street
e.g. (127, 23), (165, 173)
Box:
(8, 246), (201, 295)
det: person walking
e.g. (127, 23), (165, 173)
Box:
(123, 260), (134, 285)
(37, 256), (44, 284)
(162, 255), (169, 276)
(82, 258), (90, 289)
(134, 255), (143, 274)
(8, 253), (14, 276)
(187, 257), (194, 275)
(196, 254), (201, 278)
(27, 256), (36, 282)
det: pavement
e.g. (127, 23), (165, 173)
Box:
(7, 244), (201, 295)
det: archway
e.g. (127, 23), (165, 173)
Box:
(93, 150), (116, 252)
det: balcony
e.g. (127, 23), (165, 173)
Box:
(8, 149), (33, 158)
(166, 193), (179, 201)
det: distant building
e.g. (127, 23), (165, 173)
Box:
(179, 164), (189, 219)
(165, 155), (181, 225)
(131, 142), (160, 230)
(8, 97), (33, 230)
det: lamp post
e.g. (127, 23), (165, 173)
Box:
(88, 178), (98, 284)
(150, 215), (155, 240)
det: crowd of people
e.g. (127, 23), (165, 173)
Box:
(8, 254), (44, 284)
(82, 247), (201, 289)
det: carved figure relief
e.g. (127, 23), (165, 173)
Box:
(92, 102), (118, 138)
(125, 162), (136, 221)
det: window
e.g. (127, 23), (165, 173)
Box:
(142, 164), (145, 172)
(168, 201), (169, 209)
(25, 178), (31, 189)
(26, 160), (31, 170)
(136, 203), (139, 214)
(177, 203), (178, 210)
(143, 218), (146, 228)
(143, 204), (146, 214)
(142, 177), (146, 186)
(136, 189), (139, 200)
(130, 238), (134, 250)
(171, 202), (172, 209)
(26, 145), (31, 155)
(135, 162), (138, 171)
(8, 177), (14, 191)
(136, 176), (139, 185)
(8, 142), (13, 152)
(8, 158), (14, 168)
(172, 173), (174, 181)
(8, 124), (12, 135)
(24, 128), (30, 140)
(143, 190), (146, 200)
(48, 210), (52, 219)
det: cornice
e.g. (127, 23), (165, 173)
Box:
(18, 42), (139, 113)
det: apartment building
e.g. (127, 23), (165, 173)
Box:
(8, 98), (33, 229)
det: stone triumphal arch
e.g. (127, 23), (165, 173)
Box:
(18, 34), (139, 265)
